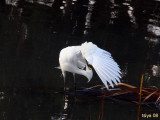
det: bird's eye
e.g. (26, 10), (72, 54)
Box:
(89, 66), (92, 70)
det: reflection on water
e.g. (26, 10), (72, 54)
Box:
(84, 0), (96, 35)
(0, 0), (160, 119)
(152, 65), (160, 77)
(5, 0), (55, 7)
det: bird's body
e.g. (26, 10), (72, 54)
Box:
(59, 46), (92, 81)
(57, 42), (121, 89)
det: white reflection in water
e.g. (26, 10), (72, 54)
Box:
(60, 0), (78, 16)
(60, 3), (65, 15)
(5, 0), (18, 6)
(22, 23), (28, 40)
(110, 0), (119, 8)
(5, 0), (55, 7)
(122, 2), (130, 6)
(149, 19), (160, 25)
(36, 0), (55, 7)
(54, 95), (70, 120)
(0, 92), (5, 100)
(152, 65), (160, 77)
(85, 13), (92, 28)
(109, 0), (119, 24)
(89, 0), (96, 5)
(147, 24), (160, 36)
(128, 6), (136, 24)
(60, 6), (65, 10)
(110, 10), (118, 19)
(64, 95), (69, 110)
(109, 10), (119, 24)
(122, 1), (136, 25)
(62, 0), (66, 4)
(84, 0), (96, 35)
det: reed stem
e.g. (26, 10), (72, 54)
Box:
(137, 74), (144, 120)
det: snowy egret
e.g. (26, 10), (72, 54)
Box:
(56, 42), (121, 90)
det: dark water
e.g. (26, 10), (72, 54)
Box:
(0, 0), (160, 120)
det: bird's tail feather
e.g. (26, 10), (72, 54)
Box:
(55, 66), (61, 69)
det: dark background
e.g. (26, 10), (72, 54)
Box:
(0, 0), (160, 119)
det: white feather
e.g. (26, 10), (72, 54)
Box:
(58, 41), (121, 89)
(80, 42), (121, 88)
(93, 56), (114, 88)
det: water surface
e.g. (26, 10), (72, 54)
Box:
(0, 0), (160, 119)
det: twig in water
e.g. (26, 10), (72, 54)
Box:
(137, 74), (144, 120)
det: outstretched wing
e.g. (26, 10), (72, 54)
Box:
(80, 42), (121, 88)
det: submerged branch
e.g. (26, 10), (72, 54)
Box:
(62, 82), (160, 109)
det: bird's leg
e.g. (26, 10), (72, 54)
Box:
(62, 71), (66, 93)
(64, 77), (66, 93)
(73, 73), (76, 95)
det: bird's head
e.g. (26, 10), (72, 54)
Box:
(85, 65), (93, 82)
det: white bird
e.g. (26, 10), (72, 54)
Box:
(56, 42), (121, 90)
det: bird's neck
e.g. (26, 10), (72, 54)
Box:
(75, 69), (87, 76)
(74, 68), (91, 81)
